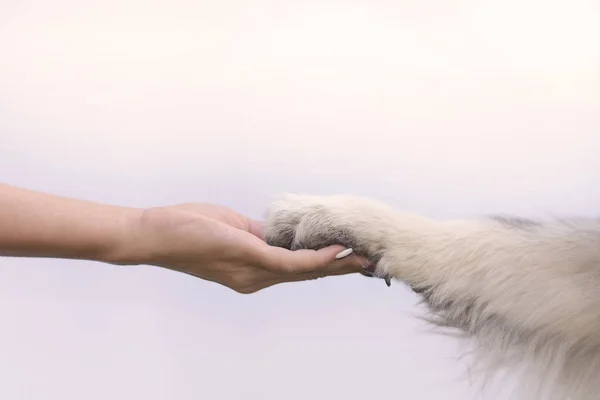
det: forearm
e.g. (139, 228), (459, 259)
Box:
(0, 184), (142, 263)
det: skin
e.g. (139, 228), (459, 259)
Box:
(0, 184), (367, 294)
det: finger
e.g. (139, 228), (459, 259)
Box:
(262, 245), (368, 275)
(266, 260), (366, 288)
(253, 270), (340, 291)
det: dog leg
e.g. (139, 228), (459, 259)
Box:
(264, 192), (600, 399)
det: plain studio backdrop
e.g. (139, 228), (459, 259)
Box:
(0, 0), (599, 399)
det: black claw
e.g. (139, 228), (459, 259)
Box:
(385, 277), (391, 287)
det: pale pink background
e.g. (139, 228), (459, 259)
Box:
(0, 0), (599, 398)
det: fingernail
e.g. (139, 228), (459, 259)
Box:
(335, 248), (353, 259)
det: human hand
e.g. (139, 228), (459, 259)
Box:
(129, 203), (367, 293)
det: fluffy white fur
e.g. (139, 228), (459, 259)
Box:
(263, 193), (600, 400)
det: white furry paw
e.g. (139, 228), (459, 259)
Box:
(263, 192), (409, 281)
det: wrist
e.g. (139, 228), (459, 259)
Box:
(101, 207), (152, 266)
(109, 206), (196, 267)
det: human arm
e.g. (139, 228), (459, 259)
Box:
(0, 184), (138, 262)
(0, 184), (366, 293)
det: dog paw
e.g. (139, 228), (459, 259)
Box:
(263, 193), (403, 281)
